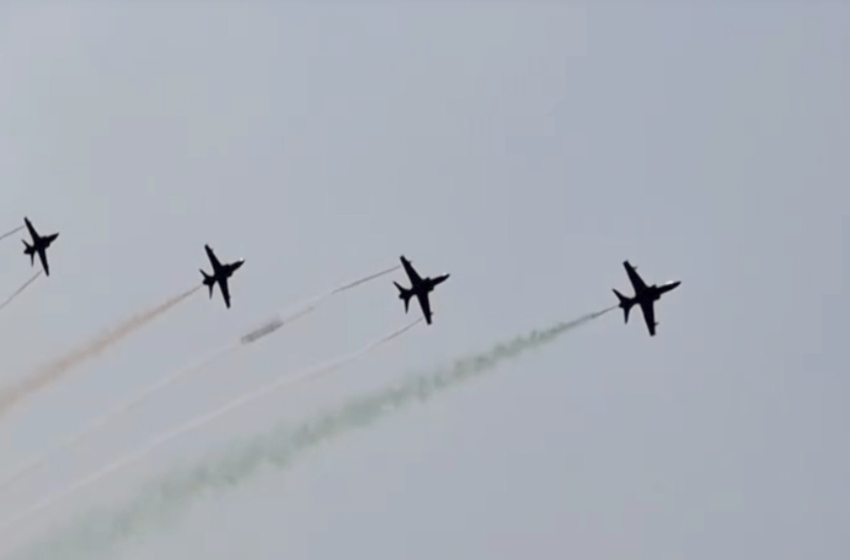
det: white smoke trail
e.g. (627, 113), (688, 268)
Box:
(0, 344), (238, 495)
(3, 307), (613, 560)
(0, 317), (424, 542)
(328, 265), (401, 295)
(238, 264), (400, 346)
(0, 271), (42, 314)
(0, 225), (24, 244)
(0, 265), (401, 494)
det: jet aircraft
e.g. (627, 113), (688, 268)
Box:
(393, 255), (449, 325)
(22, 217), (59, 276)
(612, 260), (680, 336)
(200, 244), (244, 309)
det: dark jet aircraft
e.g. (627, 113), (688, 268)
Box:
(200, 244), (244, 309)
(393, 255), (449, 325)
(22, 217), (59, 276)
(612, 260), (680, 336)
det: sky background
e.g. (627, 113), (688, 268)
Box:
(0, 2), (848, 559)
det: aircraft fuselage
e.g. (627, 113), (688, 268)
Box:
(201, 244), (245, 309)
(22, 217), (59, 276)
(395, 256), (449, 325)
(613, 261), (680, 336)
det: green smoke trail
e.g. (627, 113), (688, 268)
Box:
(0, 264), (401, 495)
(7, 306), (613, 560)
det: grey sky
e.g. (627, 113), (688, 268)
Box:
(0, 3), (847, 559)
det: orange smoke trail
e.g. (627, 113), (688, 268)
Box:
(0, 263), (402, 494)
(0, 317), (424, 539)
(0, 285), (201, 417)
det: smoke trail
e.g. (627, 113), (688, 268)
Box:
(0, 343), (237, 495)
(238, 264), (400, 346)
(0, 317), (424, 548)
(0, 225), (24, 244)
(3, 307), (612, 560)
(0, 265), (401, 493)
(0, 271), (42, 313)
(0, 286), (201, 418)
(329, 264), (400, 295)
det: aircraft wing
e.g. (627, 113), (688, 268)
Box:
(24, 218), (38, 241)
(401, 256), (423, 286)
(205, 245), (222, 274)
(37, 249), (49, 277)
(219, 278), (231, 309)
(624, 261), (647, 293)
(416, 292), (432, 325)
(640, 300), (656, 336)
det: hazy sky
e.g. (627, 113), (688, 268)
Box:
(0, 3), (847, 559)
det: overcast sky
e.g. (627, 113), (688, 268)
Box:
(0, 3), (847, 559)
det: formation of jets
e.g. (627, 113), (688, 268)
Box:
(11, 218), (681, 335)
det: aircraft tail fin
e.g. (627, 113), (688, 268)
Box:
(22, 240), (34, 265)
(200, 269), (215, 298)
(612, 289), (634, 323)
(394, 281), (413, 313)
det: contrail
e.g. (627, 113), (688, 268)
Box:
(0, 271), (42, 314)
(2, 307), (613, 560)
(0, 316), (425, 550)
(0, 225), (24, 244)
(0, 286), (201, 418)
(0, 265), (401, 493)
